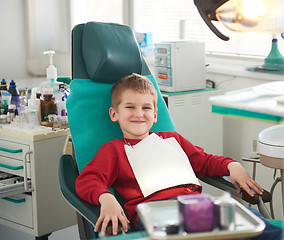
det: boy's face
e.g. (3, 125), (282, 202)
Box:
(109, 89), (157, 139)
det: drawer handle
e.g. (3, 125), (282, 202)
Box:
(0, 163), (23, 170)
(0, 147), (23, 154)
(2, 197), (26, 203)
(24, 151), (34, 192)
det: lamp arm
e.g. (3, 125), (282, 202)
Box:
(194, 0), (230, 41)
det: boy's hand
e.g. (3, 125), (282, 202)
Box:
(227, 162), (264, 197)
(95, 193), (130, 236)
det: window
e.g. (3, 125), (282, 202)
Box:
(70, 0), (123, 27)
(132, 0), (284, 58)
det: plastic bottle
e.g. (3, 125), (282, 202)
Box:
(33, 87), (41, 99)
(20, 107), (40, 129)
(28, 88), (41, 123)
(8, 80), (20, 108)
(0, 79), (8, 90)
(56, 95), (67, 117)
(40, 50), (61, 99)
(17, 92), (26, 116)
(40, 94), (57, 125)
(0, 90), (11, 114)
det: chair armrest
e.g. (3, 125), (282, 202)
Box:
(199, 176), (271, 205)
(199, 176), (241, 199)
(59, 154), (146, 238)
(58, 154), (100, 226)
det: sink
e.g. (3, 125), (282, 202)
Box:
(257, 124), (284, 169)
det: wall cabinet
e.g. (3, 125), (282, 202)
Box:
(0, 128), (76, 239)
(162, 89), (223, 155)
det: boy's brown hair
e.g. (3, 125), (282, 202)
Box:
(111, 73), (157, 109)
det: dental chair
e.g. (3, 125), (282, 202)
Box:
(58, 21), (273, 240)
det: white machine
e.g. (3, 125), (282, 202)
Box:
(155, 41), (206, 92)
(257, 124), (284, 215)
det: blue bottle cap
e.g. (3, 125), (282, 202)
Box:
(9, 80), (16, 87)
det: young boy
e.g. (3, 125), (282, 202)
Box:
(75, 73), (264, 236)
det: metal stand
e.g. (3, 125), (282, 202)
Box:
(35, 233), (51, 240)
(281, 169), (284, 217)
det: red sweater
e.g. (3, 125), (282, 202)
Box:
(75, 131), (235, 228)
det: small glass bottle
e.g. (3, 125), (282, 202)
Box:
(0, 114), (7, 124)
(40, 94), (57, 125)
(7, 104), (16, 123)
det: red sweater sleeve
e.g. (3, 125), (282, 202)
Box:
(158, 131), (235, 177)
(75, 142), (119, 205)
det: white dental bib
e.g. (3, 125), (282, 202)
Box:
(124, 133), (200, 197)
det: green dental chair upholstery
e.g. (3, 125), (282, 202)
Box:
(58, 21), (272, 240)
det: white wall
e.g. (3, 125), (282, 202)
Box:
(0, 1), (30, 79)
(0, 0), (44, 90)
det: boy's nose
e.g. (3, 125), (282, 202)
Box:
(134, 108), (143, 117)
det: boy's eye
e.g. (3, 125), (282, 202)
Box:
(143, 106), (152, 110)
(125, 106), (134, 109)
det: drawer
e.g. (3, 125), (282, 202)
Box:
(0, 139), (30, 161)
(0, 193), (33, 228)
(0, 176), (32, 198)
(0, 139), (32, 178)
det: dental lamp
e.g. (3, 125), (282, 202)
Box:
(194, 0), (284, 73)
(194, 0), (284, 41)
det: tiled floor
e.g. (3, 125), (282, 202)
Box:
(0, 224), (79, 240)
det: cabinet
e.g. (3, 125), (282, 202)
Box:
(0, 128), (76, 238)
(162, 88), (223, 155)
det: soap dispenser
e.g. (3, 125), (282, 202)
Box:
(40, 50), (60, 98)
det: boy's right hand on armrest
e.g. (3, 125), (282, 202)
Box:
(95, 193), (130, 236)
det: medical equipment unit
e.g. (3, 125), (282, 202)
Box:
(155, 41), (206, 92)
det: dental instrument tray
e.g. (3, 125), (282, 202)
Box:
(137, 199), (265, 240)
(0, 175), (32, 198)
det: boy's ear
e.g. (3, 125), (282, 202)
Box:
(109, 107), (118, 122)
(153, 110), (158, 123)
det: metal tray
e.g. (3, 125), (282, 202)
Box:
(137, 199), (265, 240)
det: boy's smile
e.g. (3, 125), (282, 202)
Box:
(109, 89), (157, 139)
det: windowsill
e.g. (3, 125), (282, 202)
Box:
(206, 53), (284, 81)
(206, 65), (284, 81)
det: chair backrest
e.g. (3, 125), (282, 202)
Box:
(72, 22), (151, 81)
(67, 22), (176, 173)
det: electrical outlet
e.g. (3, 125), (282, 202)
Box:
(206, 79), (215, 88)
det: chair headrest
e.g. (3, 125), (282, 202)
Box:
(82, 22), (143, 84)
